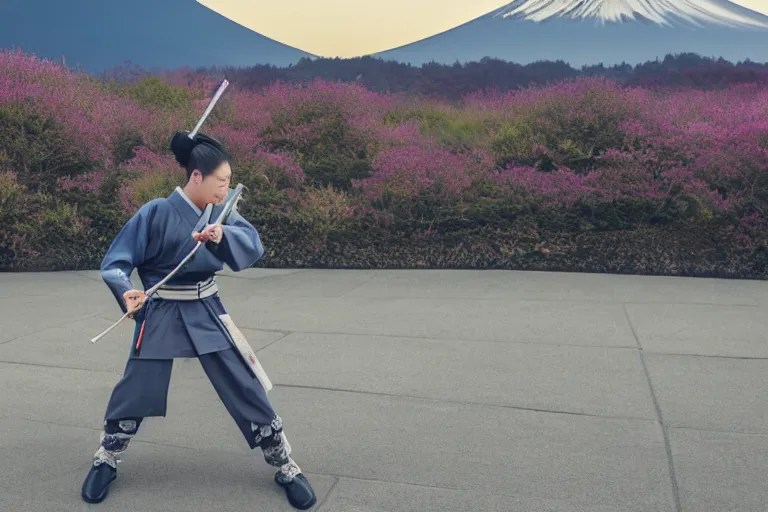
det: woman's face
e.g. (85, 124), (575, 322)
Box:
(198, 161), (232, 205)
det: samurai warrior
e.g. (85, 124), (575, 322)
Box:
(80, 130), (317, 510)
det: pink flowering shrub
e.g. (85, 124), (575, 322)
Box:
(383, 102), (496, 153)
(352, 145), (478, 218)
(286, 186), (357, 241)
(252, 150), (305, 188)
(0, 49), (156, 176)
(620, 86), (768, 216)
(116, 147), (186, 214)
(56, 170), (107, 194)
(251, 80), (400, 189)
(225, 148), (306, 196)
(1, 50), (765, 276)
(492, 165), (595, 207)
(482, 78), (647, 171)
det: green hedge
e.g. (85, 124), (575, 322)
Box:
(2, 185), (764, 279)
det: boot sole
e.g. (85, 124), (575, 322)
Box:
(275, 473), (317, 510)
(81, 473), (116, 504)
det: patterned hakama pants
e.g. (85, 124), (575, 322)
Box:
(93, 348), (301, 482)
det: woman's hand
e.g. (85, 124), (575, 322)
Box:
(192, 224), (224, 244)
(122, 289), (147, 315)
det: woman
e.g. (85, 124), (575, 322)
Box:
(81, 131), (316, 510)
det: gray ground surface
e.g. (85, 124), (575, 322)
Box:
(1, 268), (766, 512)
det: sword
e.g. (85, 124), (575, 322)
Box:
(190, 79), (229, 138)
(90, 183), (245, 343)
(142, 183), (245, 296)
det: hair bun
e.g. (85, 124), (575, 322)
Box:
(192, 133), (228, 157)
(170, 131), (195, 167)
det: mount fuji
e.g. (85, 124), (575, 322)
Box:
(0, 0), (313, 73)
(374, 0), (768, 66)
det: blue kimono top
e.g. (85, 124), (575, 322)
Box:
(100, 187), (264, 360)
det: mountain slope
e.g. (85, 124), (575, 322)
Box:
(0, 0), (314, 73)
(497, 0), (768, 27)
(375, 0), (768, 66)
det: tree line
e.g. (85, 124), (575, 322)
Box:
(123, 52), (768, 100)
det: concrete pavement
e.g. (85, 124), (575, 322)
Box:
(0, 268), (766, 511)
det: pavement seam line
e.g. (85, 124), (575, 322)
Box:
(213, 270), (305, 281)
(335, 274), (377, 299)
(250, 326), (768, 360)
(622, 304), (642, 351)
(3, 416), (104, 432)
(7, 412), (765, 443)
(28, 316), (766, 358)
(305, 471), (628, 507)
(0, 311), (106, 345)
(643, 351), (768, 361)
(273, 383), (657, 422)
(231, 326), (639, 350)
(314, 476), (340, 511)
(0, 359), (121, 375)
(668, 425), (768, 438)
(626, 304), (683, 512)
(254, 331), (293, 354)
(311, 471), (497, 494)
(71, 271), (104, 283)
(244, 294), (762, 306)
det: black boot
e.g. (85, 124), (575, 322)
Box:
(81, 462), (117, 504)
(81, 418), (141, 504)
(275, 471), (317, 510)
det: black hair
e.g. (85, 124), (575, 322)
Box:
(170, 131), (230, 180)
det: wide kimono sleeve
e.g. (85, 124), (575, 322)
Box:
(207, 208), (265, 271)
(100, 202), (155, 313)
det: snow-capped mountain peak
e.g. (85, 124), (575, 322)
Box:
(494, 0), (768, 28)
